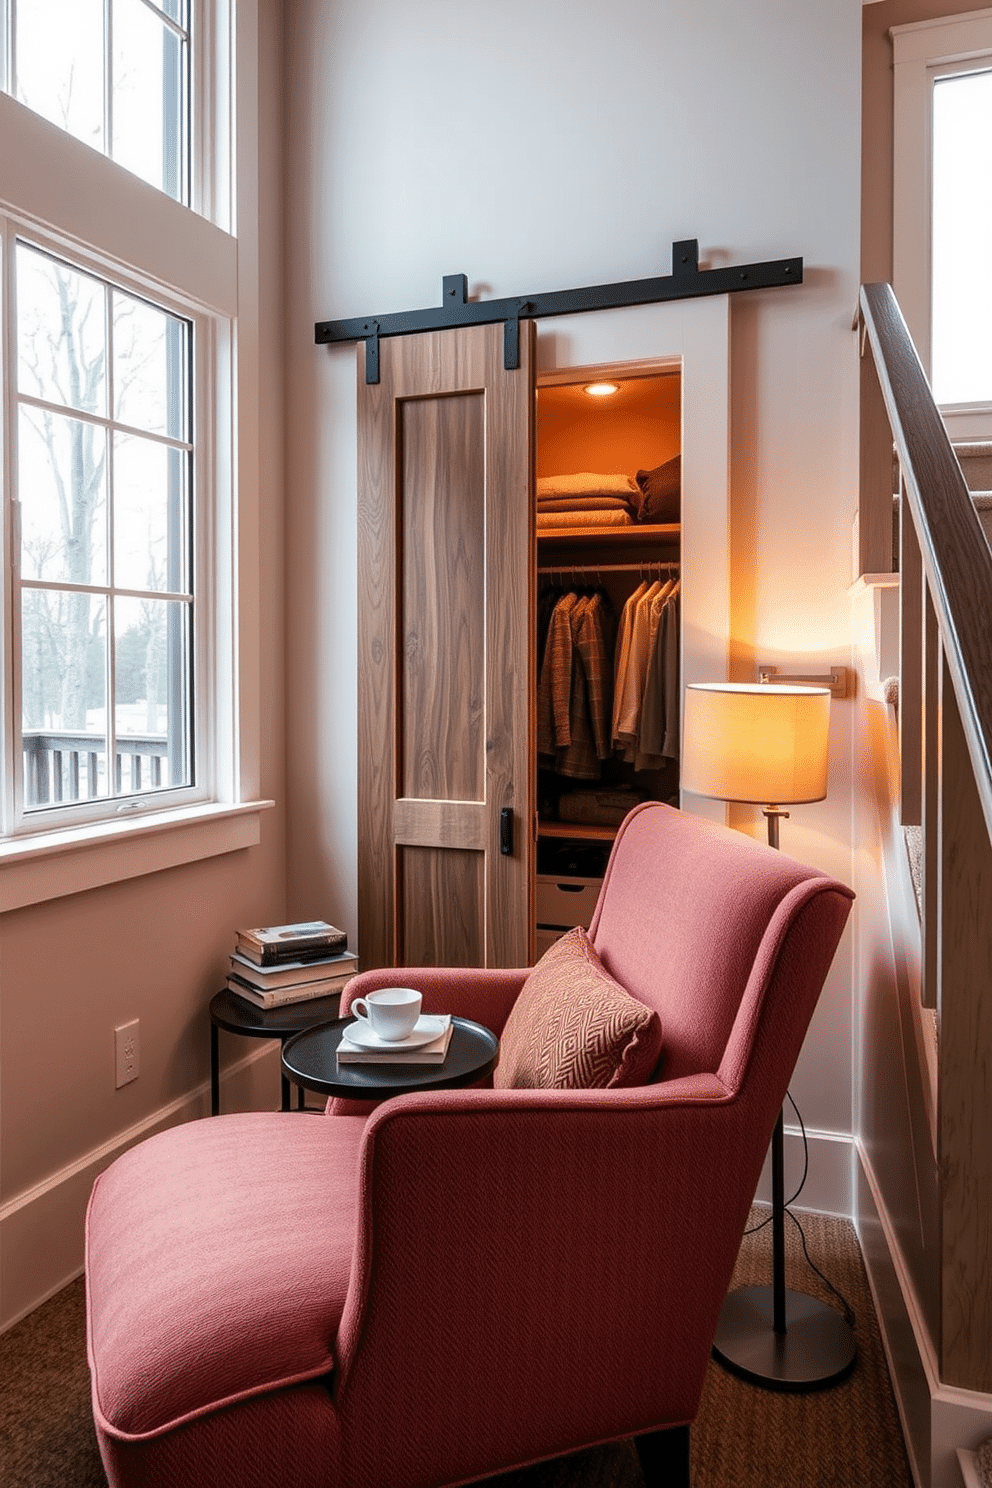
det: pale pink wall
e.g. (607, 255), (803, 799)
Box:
(0, 0), (288, 1326)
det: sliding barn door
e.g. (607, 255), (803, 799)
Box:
(357, 321), (535, 970)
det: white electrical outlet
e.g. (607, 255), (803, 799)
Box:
(115, 1020), (140, 1088)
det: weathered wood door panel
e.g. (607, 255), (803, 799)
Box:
(357, 322), (534, 970)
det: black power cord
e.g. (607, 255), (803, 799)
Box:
(741, 1090), (856, 1329)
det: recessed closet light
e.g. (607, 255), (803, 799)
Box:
(583, 382), (620, 397)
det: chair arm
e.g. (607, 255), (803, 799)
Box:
(332, 1077), (759, 1485)
(340, 965), (528, 1034)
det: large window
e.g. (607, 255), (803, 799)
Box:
(930, 66), (992, 407)
(893, 11), (992, 438)
(0, 0), (263, 897)
(13, 240), (195, 819)
(1, 0), (190, 203)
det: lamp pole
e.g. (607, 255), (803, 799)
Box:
(710, 797), (857, 1390)
(682, 681), (857, 1389)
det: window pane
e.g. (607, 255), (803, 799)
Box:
(113, 292), (189, 440)
(19, 408), (108, 586)
(932, 70), (992, 405)
(112, 0), (186, 201)
(17, 247), (107, 418)
(113, 435), (188, 592)
(22, 590), (108, 806)
(15, 0), (105, 154)
(9, 0), (191, 207)
(14, 240), (196, 821)
(115, 596), (191, 790)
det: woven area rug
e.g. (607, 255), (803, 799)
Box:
(1, 1207), (912, 1488)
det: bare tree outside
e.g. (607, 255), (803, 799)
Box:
(16, 244), (192, 807)
(19, 260), (107, 737)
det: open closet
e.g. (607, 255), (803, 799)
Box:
(534, 367), (682, 955)
(353, 298), (730, 973)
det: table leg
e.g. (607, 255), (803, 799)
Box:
(281, 1068), (291, 1112)
(210, 1023), (220, 1117)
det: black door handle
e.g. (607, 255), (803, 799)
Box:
(500, 807), (513, 856)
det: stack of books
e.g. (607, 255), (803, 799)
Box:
(227, 921), (358, 1009)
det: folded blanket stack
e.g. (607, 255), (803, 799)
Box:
(536, 462), (681, 528)
(537, 472), (639, 529)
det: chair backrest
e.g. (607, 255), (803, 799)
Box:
(588, 802), (853, 1084)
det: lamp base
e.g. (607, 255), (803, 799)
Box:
(712, 1285), (857, 1391)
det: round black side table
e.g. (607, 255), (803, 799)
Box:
(209, 987), (345, 1114)
(281, 1016), (499, 1103)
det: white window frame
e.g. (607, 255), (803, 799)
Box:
(4, 223), (207, 830)
(892, 7), (992, 441)
(0, 0), (231, 233)
(0, 0), (270, 911)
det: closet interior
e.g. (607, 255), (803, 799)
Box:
(535, 366), (682, 955)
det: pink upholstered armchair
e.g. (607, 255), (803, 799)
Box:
(85, 803), (853, 1488)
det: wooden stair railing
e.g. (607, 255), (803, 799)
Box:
(859, 282), (992, 1393)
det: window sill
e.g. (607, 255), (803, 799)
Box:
(0, 800), (275, 913)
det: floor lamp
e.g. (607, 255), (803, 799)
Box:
(681, 681), (857, 1391)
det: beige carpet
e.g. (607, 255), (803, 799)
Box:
(1, 1207), (912, 1488)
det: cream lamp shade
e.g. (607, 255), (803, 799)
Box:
(681, 683), (830, 805)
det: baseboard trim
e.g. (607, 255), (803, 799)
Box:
(856, 1140), (992, 1488)
(0, 1040), (281, 1332)
(753, 1123), (853, 1218)
(856, 1140), (932, 1487)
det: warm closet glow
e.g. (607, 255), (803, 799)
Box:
(584, 382), (620, 396)
(537, 373), (680, 479)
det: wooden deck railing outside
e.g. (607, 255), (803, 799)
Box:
(23, 730), (170, 806)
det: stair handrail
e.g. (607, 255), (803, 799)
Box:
(859, 281), (992, 843)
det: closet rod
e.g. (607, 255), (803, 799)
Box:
(538, 561), (680, 576)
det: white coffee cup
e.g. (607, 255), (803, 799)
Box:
(351, 987), (423, 1041)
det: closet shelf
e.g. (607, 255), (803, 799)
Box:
(538, 821), (618, 843)
(537, 523), (679, 545)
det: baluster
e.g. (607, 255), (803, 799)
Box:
(53, 750), (64, 802)
(858, 339), (896, 576)
(920, 591), (939, 1009)
(69, 749), (80, 801)
(134, 754), (142, 790)
(88, 753), (98, 797)
(34, 742), (49, 804)
(899, 480), (922, 827)
(937, 652), (992, 1391)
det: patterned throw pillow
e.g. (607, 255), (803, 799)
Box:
(494, 927), (663, 1090)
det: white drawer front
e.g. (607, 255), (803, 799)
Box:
(535, 875), (603, 930)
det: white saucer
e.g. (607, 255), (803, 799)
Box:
(342, 1014), (450, 1051)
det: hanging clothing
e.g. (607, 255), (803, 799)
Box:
(537, 587), (614, 780)
(574, 592), (614, 765)
(610, 581), (649, 750)
(613, 581), (665, 756)
(660, 582), (681, 759)
(537, 591), (579, 764)
(637, 582), (680, 768)
(556, 595), (599, 780)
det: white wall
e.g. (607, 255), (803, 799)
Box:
(285, 0), (864, 1200)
